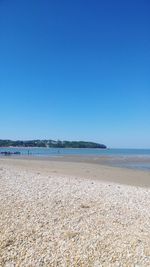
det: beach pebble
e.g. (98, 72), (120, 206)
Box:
(1, 162), (150, 266)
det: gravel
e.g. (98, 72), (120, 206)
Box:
(1, 164), (150, 266)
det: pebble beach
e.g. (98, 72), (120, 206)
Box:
(1, 158), (150, 266)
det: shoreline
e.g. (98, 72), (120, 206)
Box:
(0, 156), (150, 187)
(1, 149), (150, 167)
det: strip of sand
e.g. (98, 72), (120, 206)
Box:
(0, 158), (150, 266)
(0, 156), (150, 187)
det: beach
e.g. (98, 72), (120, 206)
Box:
(1, 157), (150, 266)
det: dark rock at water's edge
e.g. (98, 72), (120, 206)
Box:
(0, 139), (107, 149)
(1, 151), (21, 156)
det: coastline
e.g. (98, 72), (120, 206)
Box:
(1, 147), (150, 172)
(1, 157), (150, 266)
(0, 156), (150, 187)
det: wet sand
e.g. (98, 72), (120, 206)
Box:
(0, 156), (150, 187)
(1, 157), (150, 266)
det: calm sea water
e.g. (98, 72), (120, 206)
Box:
(0, 147), (150, 156)
(0, 147), (150, 170)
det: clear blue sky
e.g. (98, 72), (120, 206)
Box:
(0, 0), (150, 148)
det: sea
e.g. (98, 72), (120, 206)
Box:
(0, 147), (150, 171)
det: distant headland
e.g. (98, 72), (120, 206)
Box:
(0, 139), (107, 149)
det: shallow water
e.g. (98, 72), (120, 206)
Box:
(0, 147), (150, 156)
(0, 147), (150, 171)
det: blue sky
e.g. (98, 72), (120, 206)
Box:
(0, 0), (150, 148)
